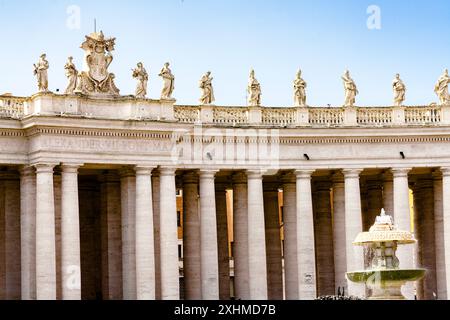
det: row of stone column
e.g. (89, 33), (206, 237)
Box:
(2, 165), (450, 299)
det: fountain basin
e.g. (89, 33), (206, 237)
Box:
(346, 269), (426, 300)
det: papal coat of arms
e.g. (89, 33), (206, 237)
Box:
(74, 31), (120, 96)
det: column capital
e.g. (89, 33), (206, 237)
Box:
(432, 169), (443, 179)
(391, 167), (412, 178)
(61, 163), (83, 174)
(294, 169), (315, 179)
(34, 163), (57, 174)
(441, 167), (450, 177)
(19, 165), (35, 177)
(183, 171), (199, 184)
(246, 169), (266, 179)
(199, 169), (219, 179)
(331, 172), (344, 185)
(159, 167), (177, 177)
(342, 169), (363, 179)
(281, 172), (296, 184)
(135, 166), (156, 176)
(119, 166), (135, 178)
(232, 171), (247, 184)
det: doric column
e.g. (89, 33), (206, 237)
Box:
(120, 168), (136, 300)
(441, 167), (450, 300)
(295, 170), (317, 299)
(61, 164), (82, 300)
(282, 173), (298, 299)
(392, 168), (415, 300)
(0, 178), (4, 300)
(232, 172), (249, 300)
(135, 166), (156, 300)
(35, 164), (57, 300)
(433, 170), (447, 299)
(182, 172), (201, 300)
(332, 173), (347, 295)
(199, 170), (219, 300)
(100, 172), (123, 300)
(20, 166), (36, 300)
(343, 169), (364, 297)
(1, 171), (21, 300)
(263, 183), (283, 300)
(383, 171), (394, 215)
(313, 180), (335, 296)
(159, 168), (180, 300)
(412, 178), (437, 300)
(152, 173), (161, 300)
(215, 182), (230, 300)
(247, 170), (268, 300)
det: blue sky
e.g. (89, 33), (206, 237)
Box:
(0, 0), (449, 106)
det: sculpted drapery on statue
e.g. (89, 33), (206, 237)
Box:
(132, 62), (149, 99)
(392, 73), (406, 106)
(435, 69), (450, 105)
(199, 71), (215, 105)
(74, 31), (120, 96)
(159, 62), (175, 100)
(342, 70), (358, 107)
(293, 69), (307, 107)
(33, 54), (49, 92)
(248, 69), (262, 106)
(64, 57), (78, 94)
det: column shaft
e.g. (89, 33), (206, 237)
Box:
(343, 169), (364, 297)
(135, 167), (156, 300)
(247, 170), (268, 300)
(215, 184), (230, 300)
(35, 164), (57, 300)
(120, 170), (136, 300)
(441, 168), (450, 300)
(282, 178), (298, 299)
(20, 167), (36, 300)
(182, 173), (201, 300)
(392, 168), (415, 300)
(152, 174), (162, 300)
(159, 168), (180, 300)
(296, 170), (317, 299)
(61, 165), (82, 300)
(199, 171), (219, 300)
(434, 172), (447, 299)
(332, 177), (347, 294)
(232, 173), (249, 299)
(263, 187), (283, 300)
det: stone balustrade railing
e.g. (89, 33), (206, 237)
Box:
(1, 94), (450, 128)
(175, 104), (450, 127)
(0, 96), (27, 119)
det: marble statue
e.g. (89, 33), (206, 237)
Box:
(435, 69), (450, 105)
(392, 73), (406, 106)
(33, 54), (49, 92)
(74, 31), (120, 96)
(64, 56), (78, 94)
(294, 69), (307, 106)
(132, 62), (149, 99)
(247, 69), (261, 106)
(199, 71), (215, 105)
(342, 70), (358, 107)
(159, 62), (175, 100)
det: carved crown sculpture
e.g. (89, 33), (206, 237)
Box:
(74, 31), (120, 96)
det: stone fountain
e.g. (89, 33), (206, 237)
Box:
(346, 209), (426, 300)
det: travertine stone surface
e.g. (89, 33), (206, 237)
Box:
(332, 174), (347, 294)
(247, 170), (268, 300)
(263, 185), (283, 300)
(433, 171), (447, 299)
(182, 172), (201, 300)
(215, 183), (230, 300)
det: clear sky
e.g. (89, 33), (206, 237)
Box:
(0, 0), (449, 107)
